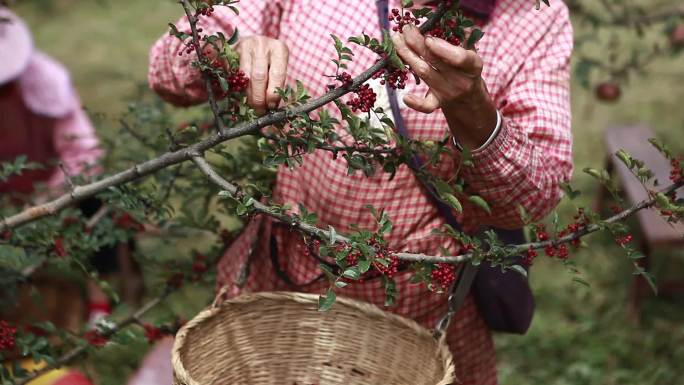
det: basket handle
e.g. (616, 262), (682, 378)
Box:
(432, 263), (480, 339)
(212, 285), (238, 308)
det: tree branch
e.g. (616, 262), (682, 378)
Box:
(0, 2), (448, 233)
(194, 153), (683, 264)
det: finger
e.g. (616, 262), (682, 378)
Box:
(425, 37), (482, 77)
(266, 41), (289, 110)
(249, 47), (269, 115)
(391, 31), (438, 83)
(238, 45), (253, 92)
(403, 91), (440, 114)
(402, 25), (445, 71)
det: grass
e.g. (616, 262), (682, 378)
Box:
(12, 0), (684, 384)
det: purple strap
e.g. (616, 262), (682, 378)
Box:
(377, 0), (478, 336)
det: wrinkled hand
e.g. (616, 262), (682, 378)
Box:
(234, 36), (289, 115)
(392, 25), (497, 149)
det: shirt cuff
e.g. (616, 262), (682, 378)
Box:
(451, 109), (502, 153)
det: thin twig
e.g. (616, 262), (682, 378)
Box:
(193, 154), (683, 264)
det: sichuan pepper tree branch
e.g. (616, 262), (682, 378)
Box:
(0, 2), (448, 233)
(193, 154), (683, 264)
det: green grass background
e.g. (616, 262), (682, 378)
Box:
(12, 0), (684, 384)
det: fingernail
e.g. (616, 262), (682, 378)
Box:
(267, 102), (276, 110)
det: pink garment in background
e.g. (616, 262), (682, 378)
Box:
(0, 51), (101, 196)
(125, 337), (174, 385)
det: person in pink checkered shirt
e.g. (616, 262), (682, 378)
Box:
(144, 0), (573, 383)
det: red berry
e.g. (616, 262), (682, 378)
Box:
(523, 247), (537, 266)
(346, 84), (377, 113)
(115, 212), (144, 232)
(84, 330), (108, 347)
(0, 321), (17, 351)
(143, 324), (165, 343)
(595, 82), (621, 102)
(430, 263), (456, 290)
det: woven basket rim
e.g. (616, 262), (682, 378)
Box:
(172, 291), (455, 385)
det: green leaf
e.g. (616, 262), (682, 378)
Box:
(468, 195), (491, 214)
(226, 28), (240, 45)
(442, 193), (463, 213)
(328, 225), (337, 245)
(466, 29), (484, 49)
(509, 264), (528, 278)
(343, 267), (360, 280)
(358, 259), (371, 273)
(318, 288), (337, 311)
(401, 0), (414, 7)
(615, 149), (634, 169)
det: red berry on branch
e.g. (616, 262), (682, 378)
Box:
(523, 247), (538, 266)
(84, 330), (108, 347)
(431, 263), (456, 290)
(347, 84), (377, 113)
(595, 82), (621, 102)
(143, 324), (165, 343)
(115, 212), (145, 232)
(0, 321), (17, 351)
(1, 230), (11, 241)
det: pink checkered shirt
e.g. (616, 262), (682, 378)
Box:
(149, 1), (573, 383)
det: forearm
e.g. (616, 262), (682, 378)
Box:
(442, 77), (498, 150)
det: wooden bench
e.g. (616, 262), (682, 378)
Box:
(595, 125), (684, 320)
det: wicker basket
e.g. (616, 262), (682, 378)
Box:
(172, 292), (455, 385)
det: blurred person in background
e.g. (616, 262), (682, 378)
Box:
(0, 5), (121, 364)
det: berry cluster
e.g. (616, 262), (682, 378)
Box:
(143, 323), (165, 343)
(670, 157), (683, 184)
(523, 247), (538, 266)
(427, 19), (462, 46)
(84, 330), (108, 347)
(347, 84), (377, 113)
(0, 321), (17, 351)
(388, 8), (420, 32)
(195, 1), (216, 18)
(372, 67), (409, 89)
(431, 263), (456, 290)
(336, 72), (353, 88)
(369, 236), (400, 278)
(533, 208), (589, 260)
(615, 234), (633, 247)
(225, 69), (250, 93)
(179, 40), (200, 56)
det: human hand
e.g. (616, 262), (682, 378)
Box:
(392, 25), (497, 149)
(234, 36), (289, 115)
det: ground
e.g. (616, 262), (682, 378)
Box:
(12, 0), (684, 384)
